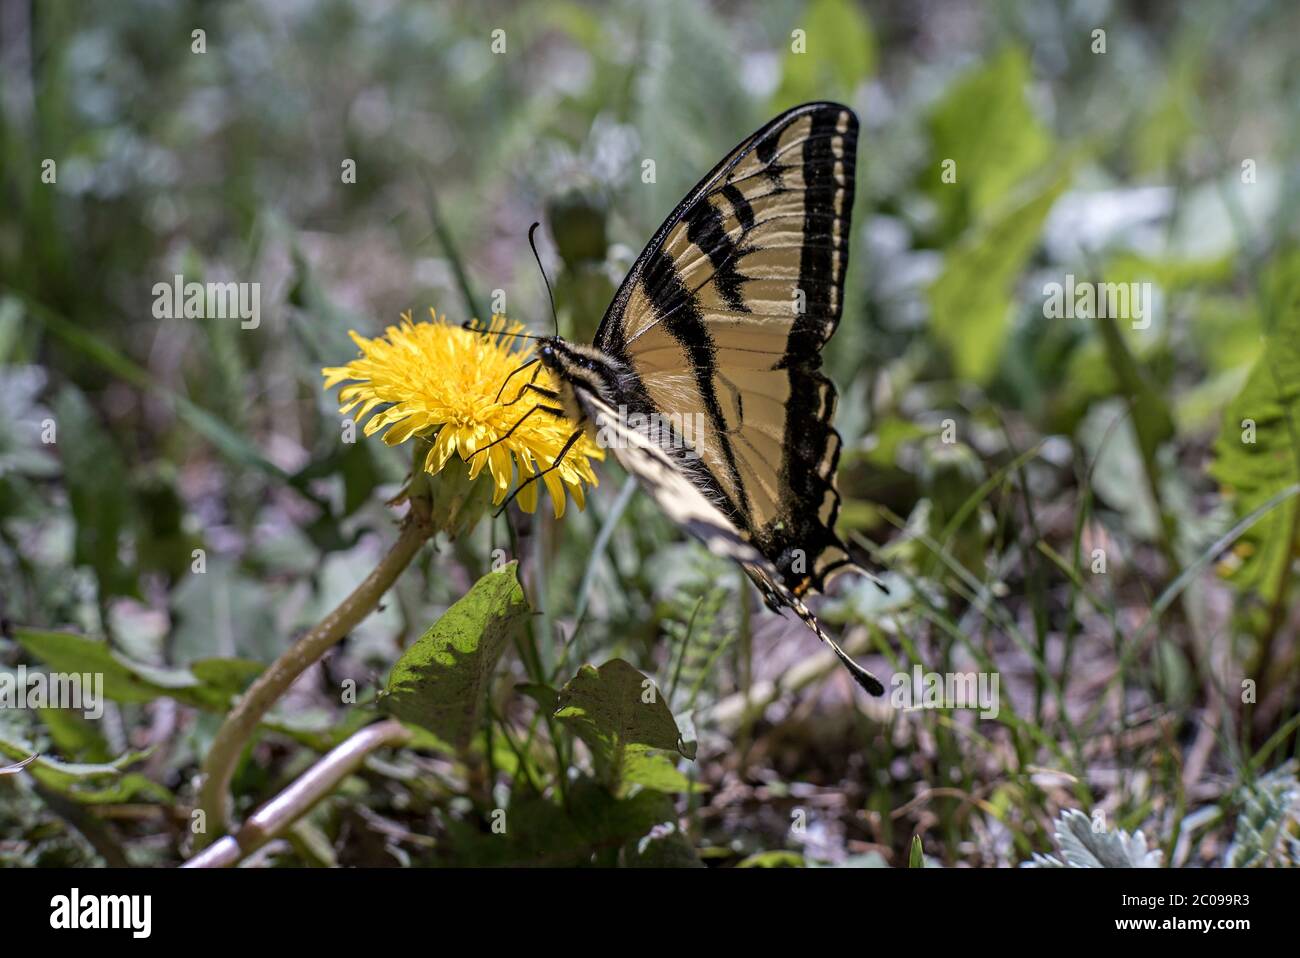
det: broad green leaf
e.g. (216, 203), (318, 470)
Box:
(381, 562), (529, 750)
(14, 628), (173, 704)
(47, 772), (171, 805)
(926, 48), (1053, 236)
(555, 659), (694, 794)
(1107, 251), (1235, 298)
(773, 0), (875, 111)
(1211, 250), (1300, 608)
(859, 416), (930, 468)
(929, 165), (1071, 383)
(13, 627), (261, 710)
(1189, 293), (1263, 376)
(53, 385), (136, 599)
(564, 782), (683, 862)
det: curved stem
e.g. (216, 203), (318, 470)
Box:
(185, 719), (412, 868)
(195, 502), (433, 846)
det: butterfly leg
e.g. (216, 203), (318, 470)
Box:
(468, 403), (566, 460)
(493, 357), (542, 402)
(502, 381), (559, 407)
(495, 425), (585, 516)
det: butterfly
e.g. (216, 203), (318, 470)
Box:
(495, 102), (884, 695)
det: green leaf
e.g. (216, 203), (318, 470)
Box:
(186, 658), (266, 710)
(52, 385), (136, 599)
(442, 780), (682, 867)
(1129, 41), (1203, 176)
(36, 708), (111, 763)
(909, 834), (925, 868)
(621, 751), (706, 794)
(1211, 250), (1300, 609)
(515, 682), (560, 712)
(925, 48), (1053, 236)
(1078, 400), (1162, 540)
(1153, 640), (1194, 712)
(381, 562), (529, 750)
(555, 659), (694, 794)
(773, 0), (875, 111)
(1091, 305), (1176, 469)
(929, 165), (1071, 383)
(261, 708), (375, 753)
(737, 850), (806, 868)
(13, 627), (261, 710)
(0, 735), (169, 805)
(14, 628), (173, 704)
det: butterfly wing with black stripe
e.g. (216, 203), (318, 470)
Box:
(590, 102), (882, 693)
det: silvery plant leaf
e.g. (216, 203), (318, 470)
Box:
(1022, 809), (1164, 868)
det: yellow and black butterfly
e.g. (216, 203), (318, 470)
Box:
(495, 102), (883, 695)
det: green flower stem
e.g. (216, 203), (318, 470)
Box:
(194, 449), (436, 847)
(185, 719), (412, 868)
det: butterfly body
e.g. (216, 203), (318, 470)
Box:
(534, 102), (884, 695)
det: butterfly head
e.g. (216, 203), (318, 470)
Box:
(537, 338), (621, 403)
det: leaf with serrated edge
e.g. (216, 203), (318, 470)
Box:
(382, 562), (529, 751)
(555, 659), (693, 793)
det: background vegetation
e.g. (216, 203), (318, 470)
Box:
(2, 0), (1298, 868)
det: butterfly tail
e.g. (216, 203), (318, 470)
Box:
(745, 562), (885, 696)
(790, 596), (885, 697)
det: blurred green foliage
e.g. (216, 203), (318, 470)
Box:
(2, 0), (1299, 868)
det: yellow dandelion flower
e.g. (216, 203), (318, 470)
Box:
(322, 310), (602, 518)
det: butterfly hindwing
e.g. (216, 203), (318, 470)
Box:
(594, 102), (862, 599)
(574, 388), (883, 697)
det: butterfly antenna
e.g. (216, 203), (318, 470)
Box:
(528, 222), (560, 338)
(460, 320), (545, 342)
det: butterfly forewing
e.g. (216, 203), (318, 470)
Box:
(595, 102), (861, 599)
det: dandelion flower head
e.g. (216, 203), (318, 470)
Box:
(322, 310), (601, 517)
